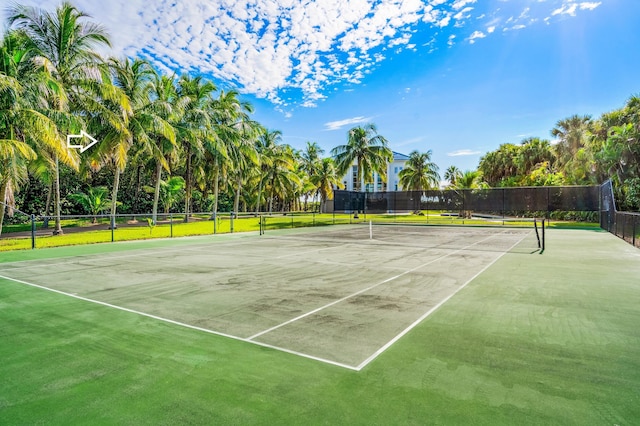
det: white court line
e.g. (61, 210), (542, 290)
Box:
(0, 233), (270, 272)
(247, 231), (518, 341)
(0, 273), (359, 371)
(354, 230), (531, 371)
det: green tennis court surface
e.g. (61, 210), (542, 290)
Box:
(0, 224), (539, 369)
(1, 225), (639, 424)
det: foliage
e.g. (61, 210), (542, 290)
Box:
(68, 186), (113, 222)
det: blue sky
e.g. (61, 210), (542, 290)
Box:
(5, 0), (640, 172)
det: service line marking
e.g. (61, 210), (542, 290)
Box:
(247, 231), (520, 341)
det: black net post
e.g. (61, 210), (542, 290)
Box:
(31, 214), (36, 249)
(111, 215), (115, 242)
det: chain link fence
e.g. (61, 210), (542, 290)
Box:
(600, 180), (640, 248)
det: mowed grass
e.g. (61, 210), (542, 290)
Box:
(1, 228), (639, 424)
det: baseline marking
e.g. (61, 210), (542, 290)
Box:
(0, 273), (359, 371)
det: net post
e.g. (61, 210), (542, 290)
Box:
(534, 218), (541, 249)
(111, 215), (115, 242)
(542, 218), (546, 252)
(369, 220), (373, 239)
(31, 214), (36, 249)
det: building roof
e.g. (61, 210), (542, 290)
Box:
(392, 151), (410, 161)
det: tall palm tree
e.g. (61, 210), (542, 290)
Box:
(551, 114), (592, 160)
(398, 150), (440, 191)
(0, 138), (37, 235)
(310, 157), (343, 213)
(331, 123), (392, 192)
(208, 89), (250, 225)
(254, 128), (281, 213)
(175, 74), (216, 222)
(444, 165), (462, 187)
(551, 115), (593, 183)
(110, 60), (178, 223)
(0, 30), (60, 233)
(8, 1), (110, 234)
(263, 143), (300, 213)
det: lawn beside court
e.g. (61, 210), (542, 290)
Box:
(1, 228), (638, 424)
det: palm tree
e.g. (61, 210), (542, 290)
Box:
(0, 30), (59, 233)
(175, 75), (216, 222)
(398, 150), (440, 191)
(444, 165), (462, 187)
(145, 176), (185, 214)
(0, 138), (37, 235)
(300, 141), (324, 210)
(110, 60), (178, 223)
(254, 128), (282, 213)
(331, 124), (392, 192)
(208, 89), (250, 226)
(551, 114), (592, 160)
(68, 186), (112, 223)
(453, 170), (486, 189)
(310, 157), (343, 213)
(8, 2), (110, 234)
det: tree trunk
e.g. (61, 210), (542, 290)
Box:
(42, 181), (52, 228)
(233, 174), (242, 215)
(53, 156), (63, 235)
(211, 164), (220, 233)
(110, 166), (121, 229)
(152, 160), (162, 224)
(255, 178), (263, 214)
(0, 181), (7, 238)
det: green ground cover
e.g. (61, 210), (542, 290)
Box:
(0, 228), (638, 424)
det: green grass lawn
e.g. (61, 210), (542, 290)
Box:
(0, 228), (638, 424)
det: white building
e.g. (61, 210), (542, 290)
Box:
(341, 151), (410, 192)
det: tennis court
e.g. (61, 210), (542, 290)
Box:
(0, 223), (541, 370)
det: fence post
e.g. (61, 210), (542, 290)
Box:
(170, 213), (173, 238)
(31, 214), (36, 249)
(231, 212), (234, 233)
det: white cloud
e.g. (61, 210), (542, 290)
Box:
(2, 0), (607, 111)
(324, 116), (372, 131)
(467, 30), (486, 44)
(552, 1), (601, 16)
(579, 2), (602, 11)
(447, 149), (482, 156)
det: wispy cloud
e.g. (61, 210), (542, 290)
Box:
(447, 149), (482, 157)
(552, 1), (601, 17)
(324, 116), (372, 131)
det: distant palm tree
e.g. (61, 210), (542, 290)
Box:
(331, 124), (392, 192)
(444, 165), (462, 187)
(453, 170), (486, 189)
(311, 158), (343, 213)
(398, 150), (440, 191)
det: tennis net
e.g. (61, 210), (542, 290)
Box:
(262, 218), (545, 254)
